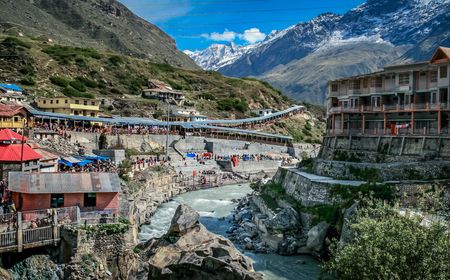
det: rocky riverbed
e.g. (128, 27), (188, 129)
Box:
(140, 184), (322, 280)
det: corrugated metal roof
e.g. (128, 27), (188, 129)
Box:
(8, 172), (121, 194)
(27, 105), (304, 127)
(193, 124), (293, 140)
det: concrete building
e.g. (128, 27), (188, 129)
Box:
(252, 109), (274, 117)
(36, 97), (100, 117)
(163, 108), (208, 122)
(9, 172), (121, 212)
(0, 103), (30, 129)
(326, 46), (450, 136)
(0, 93), (26, 104)
(142, 79), (185, 104)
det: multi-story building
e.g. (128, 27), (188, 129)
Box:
(326, 46), (450, 136)
(36, 97), (100, 117)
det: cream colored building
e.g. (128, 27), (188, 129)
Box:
(36, 97), (100, 117)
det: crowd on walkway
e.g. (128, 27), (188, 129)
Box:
(59, 159), (119, 173)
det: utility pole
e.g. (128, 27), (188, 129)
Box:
(20, 120), (26, 172)
(165, 99), (171, 161)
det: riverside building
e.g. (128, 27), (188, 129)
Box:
(326, 47), (450, 136)
(36, 97), (100, 117)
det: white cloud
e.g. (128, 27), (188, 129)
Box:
(201, 29), (237, 42)
(238, 28), (266, 44)
(201, 27), (266, 44)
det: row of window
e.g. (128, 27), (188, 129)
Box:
(331, 68), (448, 92)
(51, 193), (96, 208)
(41, 99), (97, 106)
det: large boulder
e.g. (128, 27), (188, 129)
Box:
(143, 204), (262, 280)
(306, 222), (329, 253)
(340, 202), (359, 244)
(9, 255), (61, 280)
(265, 207), (300, 232)
(168, 204), (200, 236)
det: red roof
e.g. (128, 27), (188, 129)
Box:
(0, 144), (42, 162)
(0, 104), (27, 117)
(0, 128), (27, 142)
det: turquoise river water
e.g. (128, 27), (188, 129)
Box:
(139, 184), (322, 280)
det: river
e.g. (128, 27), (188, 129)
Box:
(139, 184), (322, 280)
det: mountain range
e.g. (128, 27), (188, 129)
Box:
(186, 0), (450, 104)
(0, 0), (198, 69)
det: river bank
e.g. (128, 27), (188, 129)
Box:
(139, 184), (322, 280)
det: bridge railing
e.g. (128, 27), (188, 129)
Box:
(23, 226), (53, 244)
(0, 231), (16, 247)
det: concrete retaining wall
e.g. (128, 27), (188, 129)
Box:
(321, 135), (450, 163)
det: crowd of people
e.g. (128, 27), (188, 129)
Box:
(59, 159), (119, 173)
(0, 180), (15, 215)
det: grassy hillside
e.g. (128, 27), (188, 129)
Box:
(0, 35), (292, 118)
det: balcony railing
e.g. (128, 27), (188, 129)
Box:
(329, 103), (450, 114)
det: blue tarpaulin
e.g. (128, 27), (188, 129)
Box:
(186, 153), (196, 158)
(0, 84), (22, 92)
(84, 155), (109, 161)
(58, 159), (74, 167)
(76, 159), (93, 167)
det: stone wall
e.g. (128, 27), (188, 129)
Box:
(313, 159), (450, 181)
(271, 168), (336, 206)
(217, 160), (282, 175)
(321, 135), (450, 163)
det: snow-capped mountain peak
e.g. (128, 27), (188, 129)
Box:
(184, 43), (257, 71)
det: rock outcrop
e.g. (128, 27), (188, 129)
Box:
(140, 204), (262, 280)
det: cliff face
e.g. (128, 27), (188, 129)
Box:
(0, 0), (198, 69)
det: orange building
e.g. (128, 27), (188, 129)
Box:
(8, 172), (121, 213)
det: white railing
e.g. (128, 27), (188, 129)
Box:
(0, 231), (16, 247)
(23, 226), (53, 244)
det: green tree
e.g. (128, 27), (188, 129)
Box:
(326, 203), (450, 280)
(98, 133), (107, 150)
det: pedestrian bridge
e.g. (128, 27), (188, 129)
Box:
(0, 207), (117, 253)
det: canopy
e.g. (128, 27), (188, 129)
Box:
(0, 129), (27, 142)
(0, 144), (41, 162)
(83, 154), (109, 161)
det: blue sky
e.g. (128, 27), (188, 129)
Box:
(119, 0), (366, 51)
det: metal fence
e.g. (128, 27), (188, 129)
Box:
(23, 226), (53, 244)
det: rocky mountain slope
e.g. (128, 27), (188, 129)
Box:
(187, 0), (450, 103)
(0, 0), (197, 69)
(0, 34), (291, 119)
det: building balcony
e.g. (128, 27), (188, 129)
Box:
(326, 127), (444, 137)
(328, 102), (449, 114)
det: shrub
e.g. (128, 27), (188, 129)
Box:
(19, 65), (35, 76)
(76, 77), (98, 88)
(108, 55), (124, 66)
(20, 76), (36, 86)
(62, 86), (95, 99)
(69, 80), (87, 92)
(326, 203), (450, 280)
(50, 75), (70, 87)
(3, 37), (32, 49)
(217, 97), (248, 113)
(43, 45), (102, 64)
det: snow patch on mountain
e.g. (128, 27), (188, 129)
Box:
(184, 43), (257, 71)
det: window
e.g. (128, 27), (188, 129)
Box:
(90, 112), (95, 117)
(84, 193), (96, 207)
(371, 96), (381, 107)
(65, 99), (68, 104)
(51, 194), (64, 208)
(363, 79), (368, 88)
(83, 100), (87, 105)
(56, 100), (59, 104)
(440, 66), (448, 79)
(13, 117), (19, 122)
(370, 77), (382, 88)
(331, 84), (338, 92)
(91, 101), (95, 105)
(43, 100), (46, 104)
(350, 80), (361, 90)
(431, 71), (438, 83)
(75, 100), (79, 104)
(399, 73), (410, 86)
(50, 100), (53, 104)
